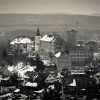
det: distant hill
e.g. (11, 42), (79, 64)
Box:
(0, 14), (100, 42)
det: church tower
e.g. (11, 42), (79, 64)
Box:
(35, 26), (41, 52)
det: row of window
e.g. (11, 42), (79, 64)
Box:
(72, 58), (86, 61)
(71, 55), (89, 57)
(70, 51), (89, 54)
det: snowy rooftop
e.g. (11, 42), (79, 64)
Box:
(34, 89), (44, 94)
(25, 82), (38, 87)
(48, 85), (54, 90)
(57, 73), (63, 78)
(10, 37), (34, 45)
(42, 60), (51, 66)
(40, 35), (54, 42)
(14, 89), (20, 93)
(55, 52), (61, 58)
(7, 62), (36, 77)
(69, 79), (76, 87)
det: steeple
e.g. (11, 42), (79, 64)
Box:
(36, 25), (41, 36)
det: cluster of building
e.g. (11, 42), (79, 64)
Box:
(10, 28), (100, 71)
(1, 28), (100, 100)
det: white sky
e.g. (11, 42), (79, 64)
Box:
(0, 0), (100, 15)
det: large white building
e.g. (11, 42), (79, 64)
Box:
(10, 36), (34, 53)
(39, 34), (66, 61)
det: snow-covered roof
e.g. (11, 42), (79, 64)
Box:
(8, 66), (14, 72)
(34, 89), (44, 94)
(3, 77), (10, 81)
(42, 60), (51, 66)
(14, 89), (20, 93)
(40, 35), (54, 42)
(69, 79), (76, 87)
(23, 76), (29, 79)
(25, 82), (38, 87)
(48, 85), (54, 90)
(55, 52), (61, 58)
(10, 37), (34, 45)
(58, 73), (63, 78)
(94, 72), (100, 76)
(45, 74), (55, 83)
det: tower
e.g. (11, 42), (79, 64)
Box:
(67, 30), (77, 48)
(35, 26), (41, 52)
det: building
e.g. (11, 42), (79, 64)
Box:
(0, 67), (13, 77)
(67, 30), (77, 48)
(55, 51), (71, 71)
(35, 27), (41, 52)
(39, 34), (66, 61)
(10, 36), (34, 53)
(85, 40), (100, 53)
(69, 46), (91, 69)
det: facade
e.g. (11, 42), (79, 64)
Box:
(10, 36), (34, 53)
(39, 34), (66, 61)
(69, 46), (91, 69)
(55, 51), (71, 71)
(35, 27), (41, 52)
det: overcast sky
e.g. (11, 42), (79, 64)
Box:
(0, 0), (100, 15)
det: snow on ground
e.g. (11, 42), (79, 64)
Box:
(7, 62), (36, 77)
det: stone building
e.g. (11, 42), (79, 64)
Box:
(55, 51), (71, 71)
(39, 34), (66, 62)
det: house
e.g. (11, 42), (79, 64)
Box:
(10, 36), (34, 53)
(42, 60), (57, 72)
(45, 74), (55, 84)
(93, 72), (100, 85)
(39, 34), (66, 62)
(0, 67), (13, 77)
(55, 51), (71, 71)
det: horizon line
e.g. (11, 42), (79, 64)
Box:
(0, 12), (99, 16)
